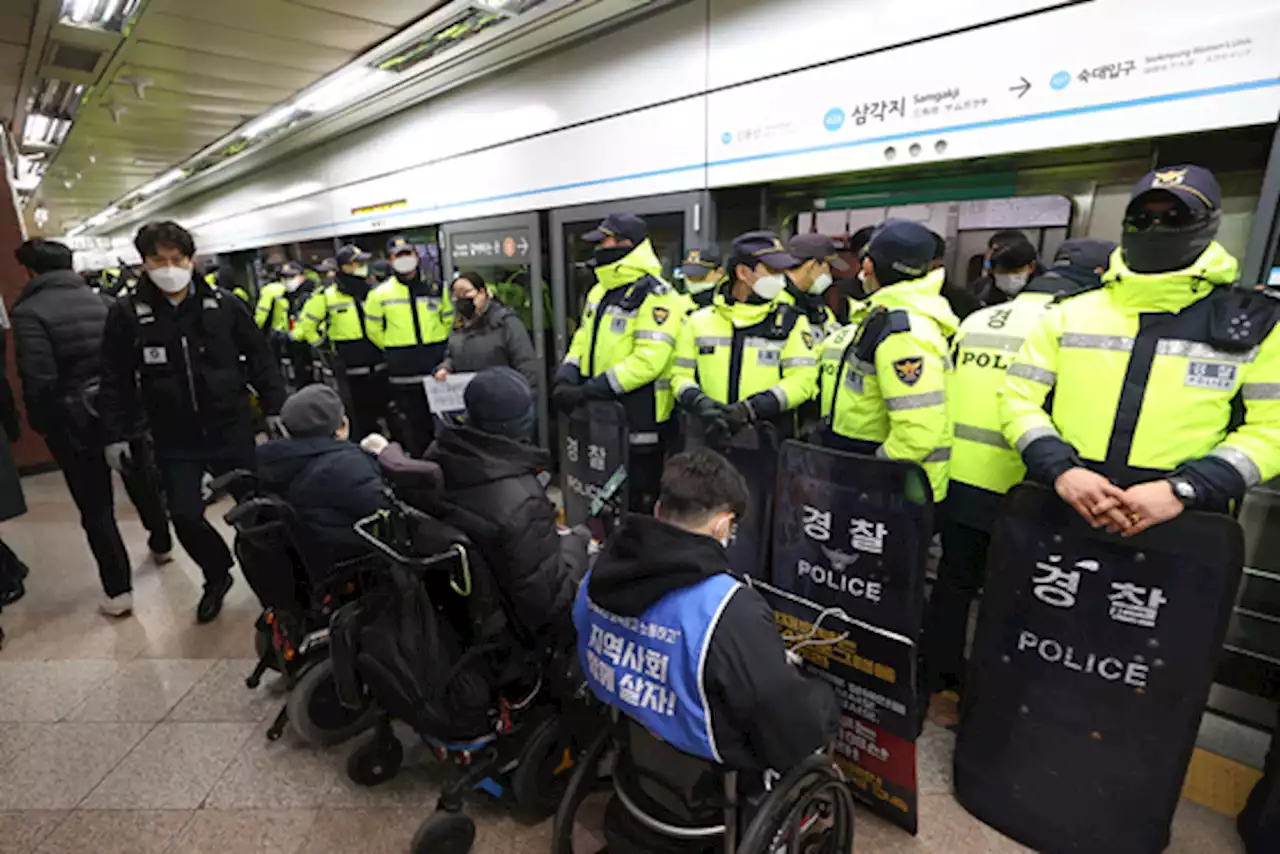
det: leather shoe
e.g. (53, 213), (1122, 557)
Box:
(196, 575), (234, 624)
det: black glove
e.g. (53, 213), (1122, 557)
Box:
(552, 383), (588, 415)
(581, 377), (615, 401)
(724, 402), (753, 434)
(684, 392), (732, 447)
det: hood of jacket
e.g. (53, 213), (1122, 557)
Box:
(15, 269), (88, 307)
(257, 436), (352, 487)
(1101, 241), (1238, 314)
(594, 239), (664, 291)
(336, 272), (370, 301)
(869, 268), (959, 337)
(426, 425), (549, 490)
(588, 514), (732, 616)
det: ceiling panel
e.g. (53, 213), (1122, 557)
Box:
(100, 82), (268, 117)
(130, 12), (358, 74)
(289, 0), (450, 29)
(0, 2), (34, 49)
(123, 43), (322, 90)
(112, 64), (295, 104)
(147, 0), (395, 52)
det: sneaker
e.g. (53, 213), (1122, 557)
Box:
(99, 592), (134, 618)
(150, 550), (175, 566)
(196, 575), (233, 624)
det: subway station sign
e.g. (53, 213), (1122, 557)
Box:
(448, 227), (533, 267)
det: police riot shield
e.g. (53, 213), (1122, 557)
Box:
(683, 416), (778, 578)
(954, 483), (1244, 854)
(772, 440), (933, 640)
(767, 440), (932, 834)
(560, 401), (630, 539)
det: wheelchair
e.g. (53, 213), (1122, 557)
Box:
(552, 713), (855, 854)
(330, 497), (599, 854)
(215, 470), (381, 746)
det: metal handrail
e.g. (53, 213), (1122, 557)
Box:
(353, 509), (472, 596)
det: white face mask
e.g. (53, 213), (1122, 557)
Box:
(686, 276), (718, 294)
(352, 265), (369, 278)
(994, 271), (1029, 296)
(150, 266), (192, 295)
(751, 273), (787, 302)
(810, 272), (834, 295)
(284, 276), (304, 293)
(391, 255), (418, 275)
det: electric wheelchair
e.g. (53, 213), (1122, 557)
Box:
(328, 492), (600, 854)
(215, 469), (381, 746)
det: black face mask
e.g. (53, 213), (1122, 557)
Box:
(593, 245), (631, 267)
(1121, 211), (1219, 274)
(456, 297), (477, 320)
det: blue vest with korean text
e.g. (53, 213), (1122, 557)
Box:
(574, 570), (742, 763)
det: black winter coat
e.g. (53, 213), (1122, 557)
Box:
(440, 303), (539, 390)
(98, 275), (286, 448)
(10, 269), (112, 437)
(256, 436), (388, 557)
(425, 425), (580, 641)
(587, 515), (840, 774)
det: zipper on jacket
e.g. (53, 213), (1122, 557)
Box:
(180, 336), (200, 414)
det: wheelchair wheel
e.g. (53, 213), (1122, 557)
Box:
(347, 730), (404, 787)
(736, 756), (855, 854)
(510, 714), (578, 818)
(410, 811), (475, 854)
(286, 659), (377, 747)
(551, 725), (612, 854)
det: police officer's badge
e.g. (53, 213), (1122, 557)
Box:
(893, 357), (924, 385)
(801, 331), (814, 349)
(652, 306), (670, 325)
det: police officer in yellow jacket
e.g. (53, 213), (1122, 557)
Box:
(552, 213), (687, 510)
(295, 245), (388, 440)
(254, 262), (292, 335)
(677, 244), (725, 311)
(671, 231), (818, 443)
(783, 233), (847, 342)
(366, 235), (452, 455)
(921, 237), (1115, 724)
(999, 165), (1280, 536)
(818, 220), (957, 502)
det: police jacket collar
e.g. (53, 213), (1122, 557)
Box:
(335, 272), (369, 301)
(15, 269), (87, 307)
(594, 239), (665, 292)
(711, 288), (784, 329)
(588, 514), (732, 617)
(868, 268), (959, 337)
(1101, 241), (1238, 315)
(134, 273), (215, 310)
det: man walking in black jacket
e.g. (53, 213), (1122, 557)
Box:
(98, 222), (286, 623)
(11, 239), (172, 616)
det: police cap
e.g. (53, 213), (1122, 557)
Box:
(679, 244), (723, 279)
(788, 233), (851, 270)
(317, 258), (337, 272)
(865, 220), (934, 283)
(279, 261), (303, 277)
(582, 213), (648, 244)
(386, 234), (416, 256)
(732, 231), (801, 270)
(336, 244), (372, 266)
(1052, 237), (1118, 272)
(1130, 164), (1220, 213)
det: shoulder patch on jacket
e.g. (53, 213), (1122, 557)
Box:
(893, 357), (924, 386)
(801, 330), (814, 349)
(652, 306), (670, 326)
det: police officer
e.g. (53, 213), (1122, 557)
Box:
(366, 235), (452, 456)
(677, 244), (725, 310)
(817, 220), (957, 502)
(1000, 164), (1280, 535)
(254, 261), (292, 336)
(921, 237), (1115, 725)
(551, 213), (686, 510)
(98, 221), (286, 623)
(671, 231), (818, 444)
(295, 245), (388, 441)
(784, 233), (848, 342)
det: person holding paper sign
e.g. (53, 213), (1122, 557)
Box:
(432, 271), (539, 391)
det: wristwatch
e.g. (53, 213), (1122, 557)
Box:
(1168, 477), (1197, 507)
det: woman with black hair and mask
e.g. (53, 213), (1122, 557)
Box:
(432, 271), (540, 391)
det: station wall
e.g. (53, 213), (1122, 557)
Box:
(108, 0), (1280, 253)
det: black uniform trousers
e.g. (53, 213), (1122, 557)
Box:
(122, 437), (172, 556)
(339, 369), (390, 444)
(388, 342), (446, 457)
(155, 421), (255, 587)
(921, 515), (991, 694)
(46, 435), (132, 598)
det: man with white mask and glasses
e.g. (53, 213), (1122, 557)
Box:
(98, 221), (286, 623)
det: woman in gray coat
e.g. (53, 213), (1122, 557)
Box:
(432, 271), (540, 390)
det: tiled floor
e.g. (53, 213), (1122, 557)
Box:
(0, 471), (1252, 852)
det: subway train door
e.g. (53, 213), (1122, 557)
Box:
(439, 213), (549, 447)
(548, 192), (713, 461)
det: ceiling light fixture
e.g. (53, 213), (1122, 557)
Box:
(241, 107), (295, 140)
(136, 168), (184, 196)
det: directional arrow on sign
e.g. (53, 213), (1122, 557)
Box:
(1010, 76), (1031, 98)
(517, 237), (530, 255)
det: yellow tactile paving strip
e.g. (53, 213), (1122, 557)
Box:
(1183, 747), (1263, 817)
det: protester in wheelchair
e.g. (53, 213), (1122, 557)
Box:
(572, 449), (839, 848)
(377, 366), (588, 644)
(255, 385), (387, 561)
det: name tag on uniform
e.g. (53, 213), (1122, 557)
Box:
(1185, 360), (1237, 391)
(611, 316), (628, 334)
(143, 347), (167, 365)
(843, 369), (864, 392)
(416, 297), (441, 312)
(698, 345), (715, 356)
(757, 349), (780, 367)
